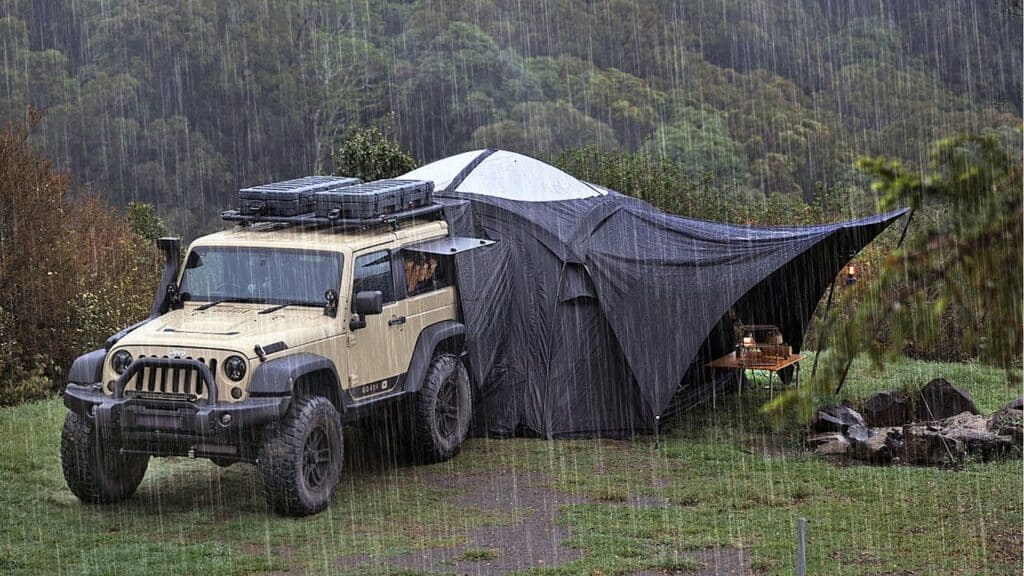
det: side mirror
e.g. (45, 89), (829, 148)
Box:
(353, 291), (384, 315)
(185, 251), (203, 269)
(349, 290), (383, 331)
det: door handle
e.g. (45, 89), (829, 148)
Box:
(388, 316), (406, 326)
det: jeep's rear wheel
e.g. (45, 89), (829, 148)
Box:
(60, 411), (149, 504)
(413, 354), (472, 463)
(257, 395), (343, 516)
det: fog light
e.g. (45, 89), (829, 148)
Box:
(220, 413), (232, 426)
(230, 386), (243, 400)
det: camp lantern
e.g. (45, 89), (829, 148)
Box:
(845, 263), (859, 285)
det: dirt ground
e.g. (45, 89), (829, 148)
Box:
(335, 467), (752, 575)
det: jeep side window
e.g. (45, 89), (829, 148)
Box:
(402, 251), (454, 296)
(352, 250), (394, 308)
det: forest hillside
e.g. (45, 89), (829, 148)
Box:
(2, 0), (1020, 237)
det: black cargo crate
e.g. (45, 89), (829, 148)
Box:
(314, 179), (434, 220)
(239, 176), (360, 217)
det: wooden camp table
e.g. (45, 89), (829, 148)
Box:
(706, 352), (806, 399)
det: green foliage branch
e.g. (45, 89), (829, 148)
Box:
(332, 115), (416, 182)
(766, 133), (1023, 418)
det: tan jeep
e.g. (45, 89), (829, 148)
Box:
(61, 197), (487, 516)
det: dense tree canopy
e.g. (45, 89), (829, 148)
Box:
(1, 0), (1020, 241)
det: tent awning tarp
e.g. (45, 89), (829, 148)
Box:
(401, 150), (907, 438)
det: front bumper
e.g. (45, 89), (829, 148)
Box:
(64, 357), (289, 441)
(64, 383), (290, 438)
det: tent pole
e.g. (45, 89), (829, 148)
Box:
(897, 209), (914, 247)
(833, 356), (855, 395)
(833, 210), (914, 394)
(810, 281), (835, 379)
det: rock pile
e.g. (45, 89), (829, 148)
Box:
(807, 382), (1022, 467)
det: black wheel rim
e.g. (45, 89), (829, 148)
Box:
(435, 373), (461, 439)
(302, 426), (332, 490)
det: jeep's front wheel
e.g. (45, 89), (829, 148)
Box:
(413, 354), (472, 463)
(60, 411), (149, 504)
(257, 395), (343, 516)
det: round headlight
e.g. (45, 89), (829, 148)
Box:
(111, 350), (133, 375)
(224, 355), (246, 381)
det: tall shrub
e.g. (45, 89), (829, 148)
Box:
(0, 111), (160, 403)
(333, 116), (416, 182)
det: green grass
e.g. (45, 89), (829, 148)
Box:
(456, 548), (500, 562)
(837, 356), (1019, 413)
(0, 357), (1020, 575)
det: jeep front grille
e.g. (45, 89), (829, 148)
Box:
(126, 355), (218, 400)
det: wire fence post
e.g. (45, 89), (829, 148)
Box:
(796, 517), (807, 576)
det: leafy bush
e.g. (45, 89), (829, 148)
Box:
(126, 202), (170, 244)
(0, 111), (161, 404)
(333, 116), (416, 182)
(0, 307), (51, 404)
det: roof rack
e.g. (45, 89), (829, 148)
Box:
(220, 202), (445, 231)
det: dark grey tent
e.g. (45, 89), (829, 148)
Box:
(401, 150), (908, 438)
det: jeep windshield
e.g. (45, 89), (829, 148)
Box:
(179, 246), (343, 306)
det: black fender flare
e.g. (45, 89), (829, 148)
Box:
(104, 319), (149, 349)
(248, 352), (341, 401)
(67, 348), (107, 385)
(70, 317), (150, 386)
(404, 320), (466, 394)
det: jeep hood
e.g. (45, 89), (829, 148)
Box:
(114, 304), (338, 358)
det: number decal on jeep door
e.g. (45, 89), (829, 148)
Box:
(348, 376), (400, 400)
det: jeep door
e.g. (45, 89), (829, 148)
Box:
(344, 249), (412, 394)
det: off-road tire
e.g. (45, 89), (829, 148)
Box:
(413, 354), (472, 463)
(257, 395), (344, 516)
(60, 411), (149, 504)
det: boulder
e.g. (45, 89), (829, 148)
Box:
(811, 404), (866, 433)
(940, 411), (988, 431)
(930, 411), (1012, 459)
(850, 426), (901, 464)
(902, 425), (965, 466)
(863, 390), (914, 426)
(885, 412), (1016, 466)
(915, 378), (979, 421)
(946, 429), (1014, 460)
(846, 423), (872, 442)
(807, 433), (850, 456)
(987, 398), (1023, 446)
